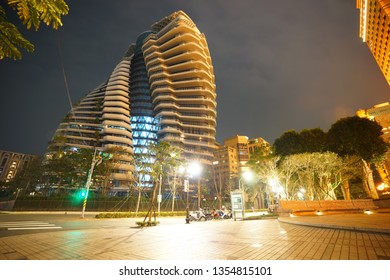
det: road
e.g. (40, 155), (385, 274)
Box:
(0, 212), (146, 237)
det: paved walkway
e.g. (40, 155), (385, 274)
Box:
(1, 212), (390, 260)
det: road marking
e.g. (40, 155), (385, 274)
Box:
(0, 221), (62, 230)
(8, 226), (63, 230)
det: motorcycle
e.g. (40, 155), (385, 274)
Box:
(189, 208), (209, 221)
(218, 208), (232, 219)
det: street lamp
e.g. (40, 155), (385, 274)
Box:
(233, 171), (253, 220)
(189, 161), (202, 210)
(182, 161), (202, 224)
(239, 171), (253, 191)
(268, 177), (283, 209)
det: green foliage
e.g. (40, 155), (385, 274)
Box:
(0, 5), (34, 59)
(327, 116), (388, 163)
(273, 128), (327, 156)
(95, 211), (186, 219)
(1, 0), (69, 60)
(3, 156), (43, 195)
(42, 147), (127, 191)
(273, 130), (302, 156)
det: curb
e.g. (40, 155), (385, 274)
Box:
(278, 217), (390, 235)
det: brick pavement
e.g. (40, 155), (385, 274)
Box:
(0, 213), (390, 260)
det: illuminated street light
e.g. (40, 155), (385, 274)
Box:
(189, 161), (202, 210)
(182, 161), (202, 224)
(234, 171), (253, 219)
(188, 161), (202, 177)
(239, 171), (253, 191)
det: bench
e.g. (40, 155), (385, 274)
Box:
(278, 199), (378, 216)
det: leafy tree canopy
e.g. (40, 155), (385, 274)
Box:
(273, 128), (326, 156)
(327, 116), (388, 163)
(0, 0), (69, 60)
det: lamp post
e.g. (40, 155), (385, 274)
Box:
(182, 161), (202, 224)
(232, 171), (253, 220)
(239, 171), (253, 191)
(189, 161), (202, 210)
(268, 177), (283, 211)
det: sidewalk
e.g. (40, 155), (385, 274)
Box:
(1, 212), (390, 260)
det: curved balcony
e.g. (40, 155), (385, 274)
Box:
(102, 113), (130, 123)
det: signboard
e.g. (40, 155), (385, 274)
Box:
(231, 190), (245, 221)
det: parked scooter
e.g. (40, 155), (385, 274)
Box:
(218, 207), (232, 219)
(189, 208), (209, 221)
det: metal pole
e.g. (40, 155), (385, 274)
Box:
(197, 177), (201, 210)
(185, 178), (190, 224)
(186, 185), (190, 224)
(81, 149), (98, 218)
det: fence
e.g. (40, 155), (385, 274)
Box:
(6, 196), (231, 212)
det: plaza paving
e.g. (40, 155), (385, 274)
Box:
(1, 213), (390, 260)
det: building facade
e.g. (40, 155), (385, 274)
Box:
(224, 135), (251, 172)
(212, 135), (270, 193)
(356, 102), (390, 142)
(356, 102), (390, 184)
(357, 0), (390, 85)
(212, 145), (239, 189)
(143, 11), (217, 165)
(0, 150), (37, 184)
(47, 11), (217, 190)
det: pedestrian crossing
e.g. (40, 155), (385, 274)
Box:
(0, 221), (62, 231)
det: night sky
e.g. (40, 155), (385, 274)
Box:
(0, 0), (389, 156)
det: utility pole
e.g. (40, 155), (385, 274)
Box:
(81, 149), (102, 218)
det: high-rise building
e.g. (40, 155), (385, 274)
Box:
(248, 137), (271, 156)
(224, 135), (250, 171)
(356, 102), (390, 185)
(213, 135), (270, 187)
(143, 11), (217, 165)
(212, 144), (239, 190)
(356, 102), (390, 142)
(0, 150), (37, 184)
(47, 11), (217, 190)
(357, 0), (390, 85)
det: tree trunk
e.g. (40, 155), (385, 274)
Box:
(342, 180), (351, 200)
(147, 181), (158, 223)
(136, 187), (141, 216)
(362, 159), (379, 199)
(375, 162), (390, 186)
(171, 186), (176, 213)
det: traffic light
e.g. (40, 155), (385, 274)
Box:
(74, 189), (88, 201)
(79, 190), (87, 198)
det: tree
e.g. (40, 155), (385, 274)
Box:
(141, 142), (182, 224)
(247, 150), (281, 207)
(2, 155), (44, 197)
(300, 128), (327, 153)
(0, 0), (69, 60)
(327, 116), (388, 199)
(273, 130), (303, 156)
(273, 128), (327, 156)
